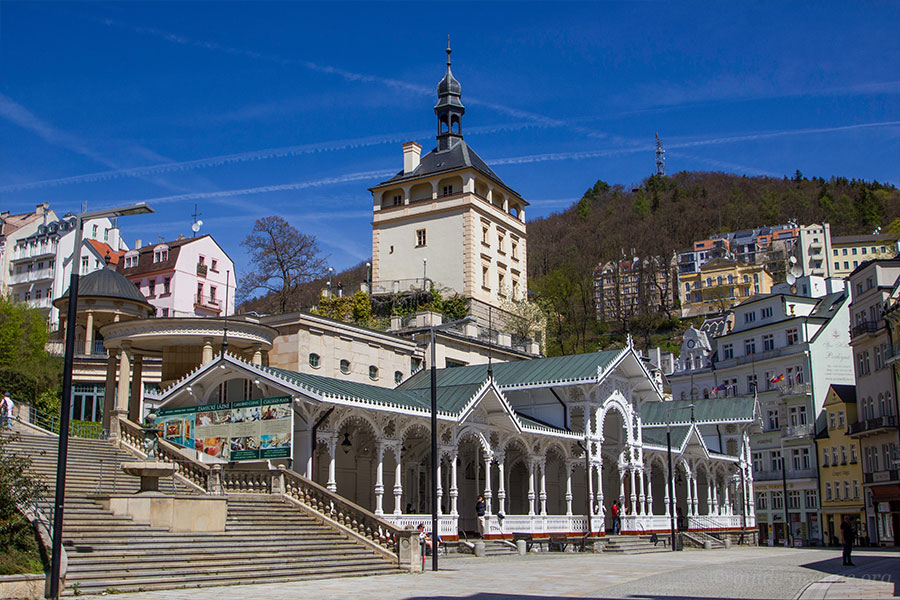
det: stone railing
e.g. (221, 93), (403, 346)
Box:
(117, 417), (211, 492)
(280, 469), (408, 558)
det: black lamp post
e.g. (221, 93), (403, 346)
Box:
(50, 202), (153, 598)
(666, 403), (694, 551)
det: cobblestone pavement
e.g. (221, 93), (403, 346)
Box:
(75, 547), (898, 600)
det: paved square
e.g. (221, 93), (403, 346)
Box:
(74, 547), (899, 600)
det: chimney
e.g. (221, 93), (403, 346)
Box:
(402, 141), (422, 174)
(135, 238), (142, 249)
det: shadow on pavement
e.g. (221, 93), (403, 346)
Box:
(401, 595), (779, 600)
(798, 550), (898, 597)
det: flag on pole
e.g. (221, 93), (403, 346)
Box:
(769, 374), (785, 384)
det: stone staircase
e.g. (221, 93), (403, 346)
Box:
(602, 534), (671, 554)
(7, 430), (400, 595)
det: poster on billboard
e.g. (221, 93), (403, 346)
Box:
(156, 396), (292, 462)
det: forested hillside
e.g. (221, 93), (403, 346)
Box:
(527, 171), (900, 355)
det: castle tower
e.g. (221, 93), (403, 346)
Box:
(369, 44), (528, 316)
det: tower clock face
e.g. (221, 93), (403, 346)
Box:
(687, 340), (696, 349)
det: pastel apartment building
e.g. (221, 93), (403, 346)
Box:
(831, 234), (900, 279)
(118, 235), (235, 317)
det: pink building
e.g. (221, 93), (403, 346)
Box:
(118, 235), (235, 317)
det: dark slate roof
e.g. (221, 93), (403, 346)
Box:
(398, 350), (624, 391)
(809, 291), (847, 320)
(832, 233), (898, 244)
(828, 384), (857, 404)
(700, 316), (729, 338)
(57, 266), (151, 307)
(641, 397), (757, 426)
(376, 141), (520, 198)
(642, 425), (691, 448)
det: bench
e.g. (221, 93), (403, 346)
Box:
(649, 533), (669, 547)
(512, 532), (536, 552)
(548, 533), (569, 552)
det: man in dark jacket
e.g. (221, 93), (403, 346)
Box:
(476, 495), (486, 537)
(840, 515), (855, 566)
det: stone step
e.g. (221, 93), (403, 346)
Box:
(62, 564), (400, 596)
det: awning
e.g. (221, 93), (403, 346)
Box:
(869, 484), (900, 501)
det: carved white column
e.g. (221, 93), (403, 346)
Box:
(450, 452), (459, 517)
(327, 437), (338, 493)
(629, 467), (637, 515)
(644, 467), (653, 515)
(539, 461), (547, 516)
(684, 472), (693, 517)
(483, 454), (493, 516)
(202, 339), (214, 364)
(691, 475), (700, 517)
(706, 479), (713, 516)
(374, 443), (385, 516)
(712, 480), (719, 516)
(619, 467), (626, 504)
(496, 455), (506, 515)
(594, 463), (603, 517)
(724, 480), (732, 516)
(565, 465), (573, 516)
(436, 457), (443, 516)
(637, 468), (646, 516)
(527, 460), (536, 516)
(393, 446), (403, 515)
(664, 469), (671, 517)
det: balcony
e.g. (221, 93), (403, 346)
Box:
(197, 262), (208, 277)
(784, 423), (814, 439)
(195, 294), (222, 311)
(9, 268), (54, 284)
(848, 415), (897, 437)
(753, 468), (817, 482)
(716, 343), (805, 368)
(11, 243), (57, 261)
(864, 470), (899, 484)
(778, 382), (812, 397)
(851, 320), (881, 339)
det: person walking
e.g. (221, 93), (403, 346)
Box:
(840, 515), (855, 566)
(1, 392), (13, 431)
(611, 500), (620, 534)
(475, 494), (486, 538)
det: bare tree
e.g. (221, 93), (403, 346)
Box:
(240, 216), (329, 313)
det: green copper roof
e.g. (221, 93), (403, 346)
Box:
(641, 426), (691, 448)
(399, 349), (624, 391)
(641, 397), (757, 426)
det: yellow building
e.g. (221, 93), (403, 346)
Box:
(815, 384), (865, 546)
(830, 234), (900, 278)
(678, 258), (773, 318)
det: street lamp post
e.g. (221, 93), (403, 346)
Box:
(49, 202), (153, 598)
(423, 316), (474, 572)
(666, 403), (695, 551)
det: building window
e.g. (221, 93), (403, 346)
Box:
(482, 265), (490, 289)
(197, 283), (204, 300)
(309, 353), (320, 368)
(162, 308), (169, 317)
(756, 492), (767, 510)
(805, 490), (818, 509)
(482, 227), (489, 244)
(163, 277), (171, 294)
(752, 452), (763, 472)
(850, 445), (858, 464)
(825, 483), (832, 501)
(722, 344), (733, 359)
(772, 491), (783, 509)
(411, 357), (422, 373)
(829, 412), (836, 429)
(148, 279), (156, 296)
(837, 411), (845, 427)
(511, 242), (518, 260)
(822, 448), (829, 467)
(392, 194), (402, 206)
(767, 409), (780, 431)
(91, 224), (98, 237)
(153, 247), (168, 263)
(199, 255), (206, 265)
(762, 334), (774, 351)
(744, 311), (756, 324)
(81, 256), (89, 274)
(744, 339), (756, 355)
(786, 328), (799, 345)
(211, 259), (218, 271)
(442, 184), (453, 196)
(415, 229), (426, 247)
(210, 287), (217, 303)
(340, 359), (351, 374)
(369, 365), (378, 380)
(746, 374), (757, 394)
(761, 307), (773, 319)
(789, 490), (801, 509)
(394, 371), (403, 385)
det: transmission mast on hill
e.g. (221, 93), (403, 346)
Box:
(655, 132), (666, 176)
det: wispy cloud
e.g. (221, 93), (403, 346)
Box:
(0, 121), (553, 194)
(113, 120), (899, 209)
(138, 169), (396, 205)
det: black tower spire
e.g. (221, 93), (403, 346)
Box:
(435, 37), (465, 151)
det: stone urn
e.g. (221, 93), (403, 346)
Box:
(121, 461), (178, 493)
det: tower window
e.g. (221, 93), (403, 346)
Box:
(416, 229), (427, 247)
(394, 371), (403, 385)
(340, 359), (351, 374)
(442, 185), (453, 196)
(369, 366), (379, 380)
(392, 194), (402, 206)
(482, 265), (490, 289)
(309, 353), (320, 368)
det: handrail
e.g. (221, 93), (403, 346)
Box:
(280, 468), (403, 557)
(116, 416), (406, 560)
(117, 417), (211, 492)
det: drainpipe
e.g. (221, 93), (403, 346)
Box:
(549, 387), (569, 430)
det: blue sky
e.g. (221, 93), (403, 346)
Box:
(2, 1), (899, 281)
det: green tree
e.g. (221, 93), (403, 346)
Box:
(0, 296), (60, 410)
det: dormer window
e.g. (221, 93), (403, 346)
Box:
(153, 245), (169, 263)
(124, 252), (139, 269)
